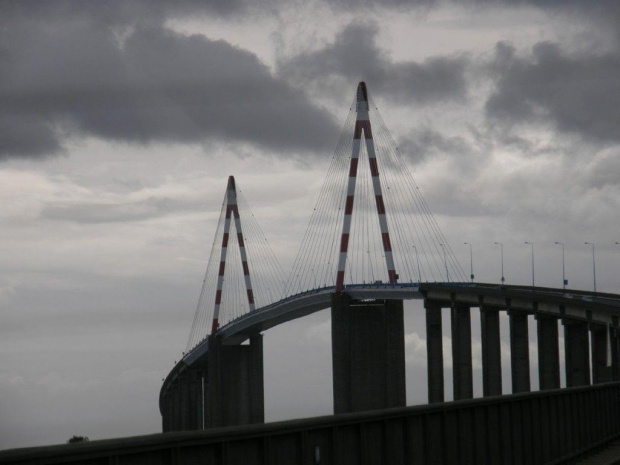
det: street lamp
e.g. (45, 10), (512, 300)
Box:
(494, 242), (505, 285)
(412, 245), (422, 284)
(440, 243), (449, 282)
(525, 242), (535, 289)
(585, 242), (596, 294)
(464, 242), (474, 283)
(554, 242), (567, 290)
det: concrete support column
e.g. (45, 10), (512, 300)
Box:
(509, 310), (530, 393)
(563, 319), (590, 387)
(612, 328), (620, 382)
(451, 305), (473, 400)
(179, 371), (190, 430)
(207, 333), (264, 428)
(591, 324), (611, 384)
(172, 379), (181, 431)
(425, 300), (444, 404)
(537, 314), (560, 390)
(187, 369), (199, 430)
(481, 307), (502, 397)
(331, 293), (406, 414)
(161, 393), (171, 432)
(332, 293), (406, 413)
(200, 369), (208, 430)
(248, 334), (264, 423)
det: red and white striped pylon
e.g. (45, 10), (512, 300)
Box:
(335, 82), (398, 291)
(211, 176), (256, 334)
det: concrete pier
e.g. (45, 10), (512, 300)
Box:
(207, 333), (264, 427)
(451, 304), (473, 400)
(509, 310), (530, 393)
(172, 378), (181, 431)
(613, 328), (620, 382)
(591, 324), (611, 384)
(564, 319), (590, 387)
(537, 314), (560, 390)
(187, 369), (200, 430)
(425, 300), (444, 403)
(331, 293), (406, 414)
(481, 307), (502, 396)
(161, 391), (171, 432)
(179, 371), (190, 430)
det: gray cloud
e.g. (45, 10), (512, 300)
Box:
(0, 14), (339, 160)
(40, 196), (201, 224)
(485, 41), (620, 143)
(584, 147), (620, 189)
(278, 22), (470, 105)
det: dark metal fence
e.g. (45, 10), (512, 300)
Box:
(3, 382), (620, 465)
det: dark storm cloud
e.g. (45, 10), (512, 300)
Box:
(0, 114), (62, 158)
(1, 0), (251, 25)
(397, 127), (474, 164)
(485, 41), (620, 144)
(0, 9), (339, 160)
(278, 23), (469, 105)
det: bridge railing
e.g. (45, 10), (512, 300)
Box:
(5, 382), (620, 465)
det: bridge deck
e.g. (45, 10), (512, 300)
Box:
(182, 282), (620, 366)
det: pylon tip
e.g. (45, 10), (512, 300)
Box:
(227, 175), (236, 190)
(357, 81), (368, 102)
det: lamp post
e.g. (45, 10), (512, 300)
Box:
(524, 242), (535, 289)
(585, 242), (596, 294)
(464, 242), (474, 283)
(412, 245), (422, 284)
(440, 243), (449, 282)
(494, 242), (505, 285)
(554, 242), (567, 290)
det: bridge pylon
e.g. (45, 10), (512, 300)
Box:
(211, 175), (256, 334)
(331, 83), (406, 414)
(336, 81), (398, 291)
(162, 175), (283, 432)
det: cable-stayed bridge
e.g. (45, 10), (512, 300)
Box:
(164, 82), (620, 461)
(6, 82), (619, 464)
(155, 83), (620, 464)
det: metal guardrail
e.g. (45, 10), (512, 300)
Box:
(4, 382), (620, 465)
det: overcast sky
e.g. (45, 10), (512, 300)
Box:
(1, 0), (620, 450)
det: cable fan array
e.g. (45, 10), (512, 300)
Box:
(284, 87), (467, 296)
(185, 178), (285, 352)
(186, 82), (467, 352)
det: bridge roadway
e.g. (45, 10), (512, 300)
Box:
(177, 281), (620, 366)
(161, 282), (620, 427)
(184, 282), (620, 361)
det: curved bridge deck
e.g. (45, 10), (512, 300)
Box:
(161, 282), (620, 419)
(182, 282), (620, 366)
